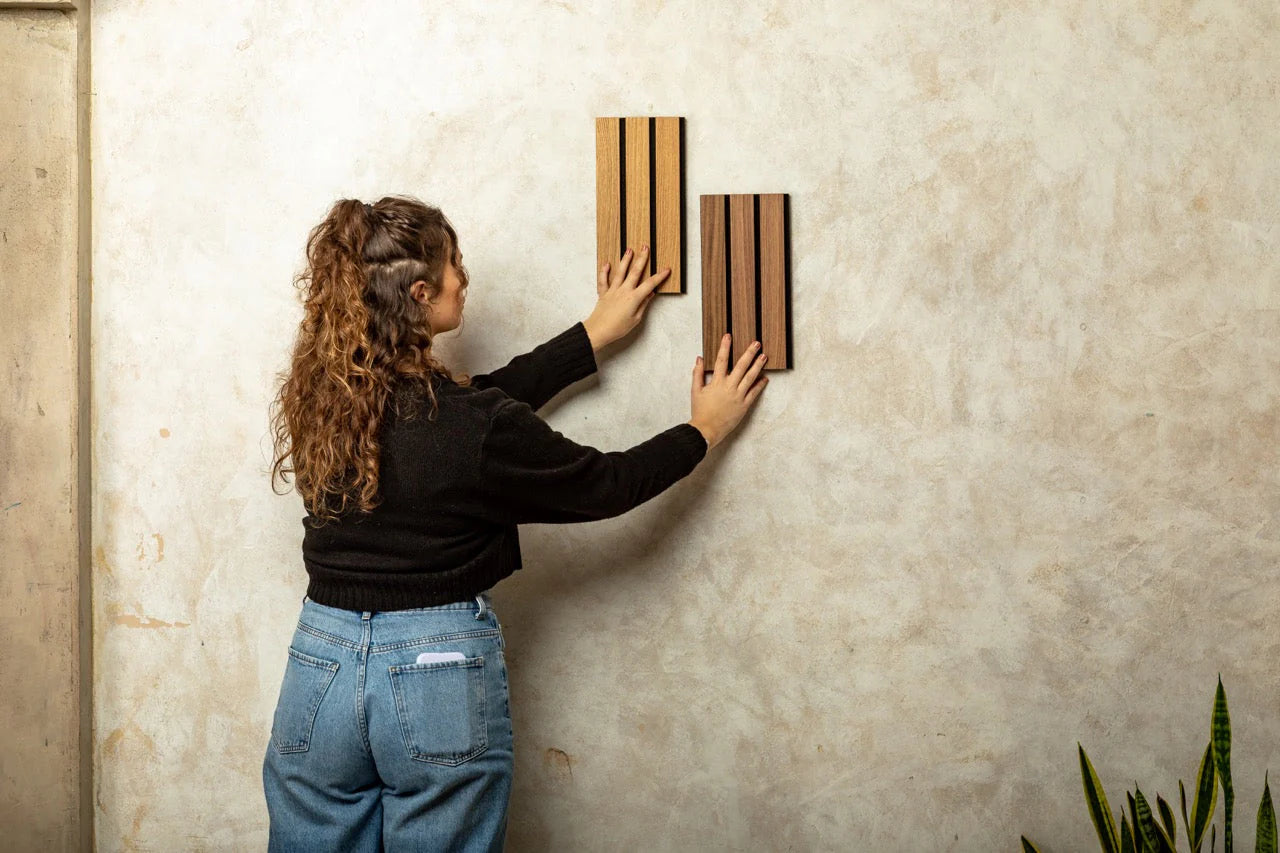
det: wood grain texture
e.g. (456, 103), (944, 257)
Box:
(728, 193), (758, 366)
(758, 193), (789, 369)
(624, 116), (650, 267)
(594, 117), (621, 279)
(654, 116), (682, 293)
(700, 194), (727, 367)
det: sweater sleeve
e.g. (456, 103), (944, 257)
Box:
(464, 397), (709, 525)
(466, 321), (598, 411)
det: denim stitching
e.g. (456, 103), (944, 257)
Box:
(297, 622), (500, 654)
(355, 618), (373, 759)
(297, 622), (362, 651)
(387, 657), (488, 765)
(273, 650), (340, 753)
(369, 629), (501, 654)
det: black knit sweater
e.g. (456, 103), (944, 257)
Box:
(300, 321), (709, 611)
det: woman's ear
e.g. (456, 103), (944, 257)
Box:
(410, 280), (429, 304)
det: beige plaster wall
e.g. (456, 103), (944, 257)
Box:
(91, 1), (1279, 849)
(1, 7), (87, 849)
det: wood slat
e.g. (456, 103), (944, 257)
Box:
(653, 116), (682, 293)
(624, 116), (650, 269)
(728, 193), (757, 366)
(758, 193), (789, 369)
(700, 194), (727, 367)
(594, 117), (621, 279)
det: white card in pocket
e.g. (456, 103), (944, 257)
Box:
(416, 651), (466, 664)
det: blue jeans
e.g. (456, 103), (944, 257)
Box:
(262, 592), (513, 852)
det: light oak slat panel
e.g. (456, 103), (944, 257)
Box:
(700, 194), (727, 366)
(594, 117), (621, 280)
(653, 116), (682, 293)
(728, 193), (757, 366)
(624, 116), (650, 270)
(758, 193), (789, 370)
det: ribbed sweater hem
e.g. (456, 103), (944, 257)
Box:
(303, 530), (522, 611)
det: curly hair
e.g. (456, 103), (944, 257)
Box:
(269, 194), (473, 525)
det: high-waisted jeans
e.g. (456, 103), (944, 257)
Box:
(262, 592), (513, 852)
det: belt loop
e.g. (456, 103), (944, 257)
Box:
(475, 593), (487, 620)
(361, 610), (372, 621)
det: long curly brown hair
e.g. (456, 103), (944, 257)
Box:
(269, 195), (473, 525)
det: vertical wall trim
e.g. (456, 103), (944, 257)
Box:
(74, 1), (93, 849)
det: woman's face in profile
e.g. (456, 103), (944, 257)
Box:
(417, 239), (468, 335)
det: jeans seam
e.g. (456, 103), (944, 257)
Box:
(355, 618), (373, 760)
(368, 629), (501, 654)
(297, 622), (362, 651)
(297, 623), (499, 654)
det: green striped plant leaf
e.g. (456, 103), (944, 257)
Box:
(1136, 787), (1163, 853)
(1257, 771), (1276, 853)
(1213, 676), (1234, 853)
(1158, 794), (1178, 848)
(1122, 814), (1136, 853)
(1080, 743), (1121, 853)
(1192, 740), (1219, 852)
(1130, 793), (1152, 853)
(1020, 837), (1042, 853)
(1183, 779), (1195, 852)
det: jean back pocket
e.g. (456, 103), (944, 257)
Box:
(388, 656), (488, 766)
(271, 647), (340, 754)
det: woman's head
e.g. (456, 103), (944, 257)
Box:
(269, 194), (474, 524)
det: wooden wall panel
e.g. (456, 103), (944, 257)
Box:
(758, 193), (790, 369)
(699, 192), (791, 371)
(728, 193), (757, 367)
(594, 118), (621, 287)
(624, 116), (650, 279)
(653, 117), (683, 293)
(700, 195), (727, 364)
(595, 116), (685, 294)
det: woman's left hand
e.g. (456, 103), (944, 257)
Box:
(583, 245), (671, 353)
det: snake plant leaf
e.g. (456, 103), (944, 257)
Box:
(1158, 794), (1178, 847)
(1184, 780), (1193, 845)
(1122, 814), (1136, 853)
(1193, 740), (1219, 852)
(1257, 771), (1276, 853)
(1130, 793), (1149, 853)
(1136, 787), (1165, 853)
(1020, 837), (1042, 853)
(1212, 676), (1234, 853)
(1080, 743), (1121, 853)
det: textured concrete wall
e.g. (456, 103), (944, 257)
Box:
(91, 1), (1279, 849)
(0, 7), (83, 849)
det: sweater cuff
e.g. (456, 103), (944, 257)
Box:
(542, 321), (598, 388)
(664, 422), (709, 470)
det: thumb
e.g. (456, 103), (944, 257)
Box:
(692, 355), (702, 388)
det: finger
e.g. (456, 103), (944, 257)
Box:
(598, 261), (609, 297)
(714, 333), (731, 379)
(745, 375), (768, 405)
(729, 341), (759, 384)
(633, 289), (657, 317)
(624, 245), (650, 288)
(692, 355), (704, 389)
(638, 267), (671, 298)
(611, 248), (633, 288)
(738, 349), (768, 393)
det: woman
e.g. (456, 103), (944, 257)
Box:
(262, 194), (768, 851)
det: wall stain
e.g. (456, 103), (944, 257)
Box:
(544, 747), (574, 782)
(93, 544), (113, 576)
(107, 603), (189, 629)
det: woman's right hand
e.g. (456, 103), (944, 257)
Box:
(688, 333), (769, 450)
